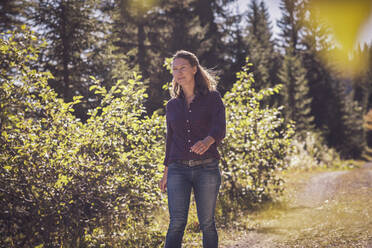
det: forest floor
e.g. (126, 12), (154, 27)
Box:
(220, 162), (372, 248)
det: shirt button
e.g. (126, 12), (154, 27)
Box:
(187, 130), (190, 132)
(187, 120), (189, 123)
(189, 110), (192, 112)
(188, 140), (191, 142)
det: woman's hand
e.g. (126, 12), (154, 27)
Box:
(159, 167), (168, 193)
(191, 136), (215, 155)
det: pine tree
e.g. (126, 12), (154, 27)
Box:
(94, 0), (141, 86)
(101, 0), (175, 113)
(349, 43), (372, 157)
(219, 7), (246, 93)
(352, 43), (372, 115)
(242, 0), (280, 108)
(27, 0), (103, 121)
(300, 2), (334, 131)
(278, 49), (314, 133)
(327, 77), (365, 158)
(277, 0), (306, 52)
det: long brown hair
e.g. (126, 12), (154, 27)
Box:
(170, 50), (217, 98)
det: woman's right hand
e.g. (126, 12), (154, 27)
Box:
(159, 167), (168, 193)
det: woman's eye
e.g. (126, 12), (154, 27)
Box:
(172, 66), (187, 72)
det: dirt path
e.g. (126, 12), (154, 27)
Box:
(222, 163), (372, 248)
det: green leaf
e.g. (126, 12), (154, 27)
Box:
(89, 85), (98, 91)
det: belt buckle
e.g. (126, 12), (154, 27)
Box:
(188, 160), (196, 167)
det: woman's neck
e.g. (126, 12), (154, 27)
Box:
(182, 84), (195, 99)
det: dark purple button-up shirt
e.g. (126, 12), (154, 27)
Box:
(163, 90), (226, 166)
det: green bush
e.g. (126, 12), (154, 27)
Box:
(286, 131), (353, 170)
(0, 27), (164, 247)
(218, 59), (294, 213)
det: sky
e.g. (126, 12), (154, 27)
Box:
(236, 0), (372, 45)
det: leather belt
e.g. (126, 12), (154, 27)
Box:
(176, 158), (216, 167)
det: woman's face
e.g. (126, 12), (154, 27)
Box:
(172, 58), (197, 88)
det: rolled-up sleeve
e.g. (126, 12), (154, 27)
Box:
(163, 104), (173, 166)
(208, 91), (226, 145)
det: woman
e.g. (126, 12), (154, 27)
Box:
(159, 50), (226, 248)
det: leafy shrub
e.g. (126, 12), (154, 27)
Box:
(286, 131), (352, 170)
(0, 27), (164, 247)
(218, 59), (295, 212)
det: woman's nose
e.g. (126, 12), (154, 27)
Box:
(175, 70), (183, 77)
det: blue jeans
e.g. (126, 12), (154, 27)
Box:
(164, 159), (221, 248)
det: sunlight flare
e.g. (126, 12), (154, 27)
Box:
(309, 0), (372, 74)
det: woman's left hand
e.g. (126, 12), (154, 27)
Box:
(191, 136), (215, 155)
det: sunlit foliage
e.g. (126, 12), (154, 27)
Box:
(0, 27), (165, 247)
(219, 58), (294, 211)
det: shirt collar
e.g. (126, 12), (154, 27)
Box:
(178, 91), (202, 100)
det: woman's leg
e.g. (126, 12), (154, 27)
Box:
(165, 164), (192, 248)
(193, 160), (221, 248)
